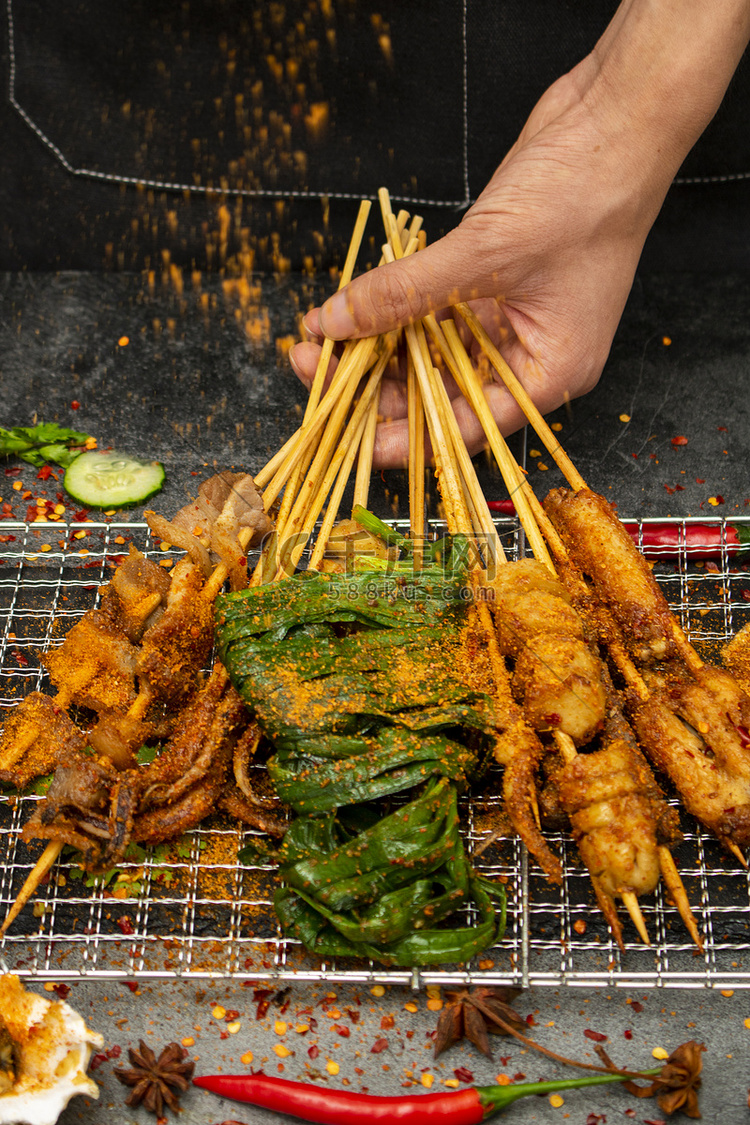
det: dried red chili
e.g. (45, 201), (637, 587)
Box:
(487, 499), (750, 560)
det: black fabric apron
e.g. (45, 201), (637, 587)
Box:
(1, 0), (748, 272)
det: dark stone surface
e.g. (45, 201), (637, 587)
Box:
(1, 269), (748, 520)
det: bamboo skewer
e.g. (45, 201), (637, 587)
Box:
(352, 384), (380, 512)
(0, 841), (62, 936)
(454, 301), (585, 491)
(273, 343), (393, 580)
(260, 337), (380, 513)
(297, 350), (390, 573)
(254, 199), (371, 494)
(258, 201), (373, 575)
(407, 353), (425, 544)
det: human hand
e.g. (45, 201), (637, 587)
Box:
(289, 0), (750, 469)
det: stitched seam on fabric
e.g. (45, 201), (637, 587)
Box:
(461, 0), (471, 204)
(674, 171), (750, 184)
(6, 0), (473, 209)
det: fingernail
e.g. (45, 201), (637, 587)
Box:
(287, 346), (302, 377)
(301, 311), (316, 339)
(319, 291), (357, 339)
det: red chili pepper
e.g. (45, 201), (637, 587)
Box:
(487, 500), (750, 560)
(194, 1070), (654, 1123)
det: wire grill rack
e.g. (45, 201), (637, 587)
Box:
(2, 517), (750, 991)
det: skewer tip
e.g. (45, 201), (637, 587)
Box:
(0, 840), (64, 936)
(620, 891), (651, 946)
(658, 846), (704, 952)
(726, 840), (748, 868)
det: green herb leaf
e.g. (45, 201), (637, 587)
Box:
(0, 423), (94, 468)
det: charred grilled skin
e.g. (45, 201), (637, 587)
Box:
(486, 559), (606, 745)
(23, 667), (250, 867)
(631, 664), (750, 850)
(558, 740), (677, 898)
(544, 487), (678, 665)
(132, 680), (247, 847)
(135, 557), (215, 707)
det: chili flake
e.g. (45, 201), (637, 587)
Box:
(652, 1046), (669, 1060)
(325, 1060), (340, 1076)
(549, 1094), (564, 1107)
(370, 1038), (388, 1054)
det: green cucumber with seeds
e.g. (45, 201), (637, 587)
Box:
(64, 450), (165, 508)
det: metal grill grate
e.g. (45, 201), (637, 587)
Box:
(2, 517), (750, 990)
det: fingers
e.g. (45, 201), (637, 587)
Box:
(317, 224), (505, 341)
(288, 340), (338, 393)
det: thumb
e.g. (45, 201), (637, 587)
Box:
(318, 222), (506, 339)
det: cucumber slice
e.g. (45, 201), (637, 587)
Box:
(63, 450), (165, 508)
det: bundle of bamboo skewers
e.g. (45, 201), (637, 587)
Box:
(9, 187), (750, 960)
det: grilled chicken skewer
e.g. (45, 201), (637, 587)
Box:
(431, 310), (701, 948)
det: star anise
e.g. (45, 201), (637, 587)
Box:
(114, 1040), (194, 1117)
(610, 1039), (704, 1119)
(594, 1038), (704, 1119)
(434, 986), (527, 1058)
